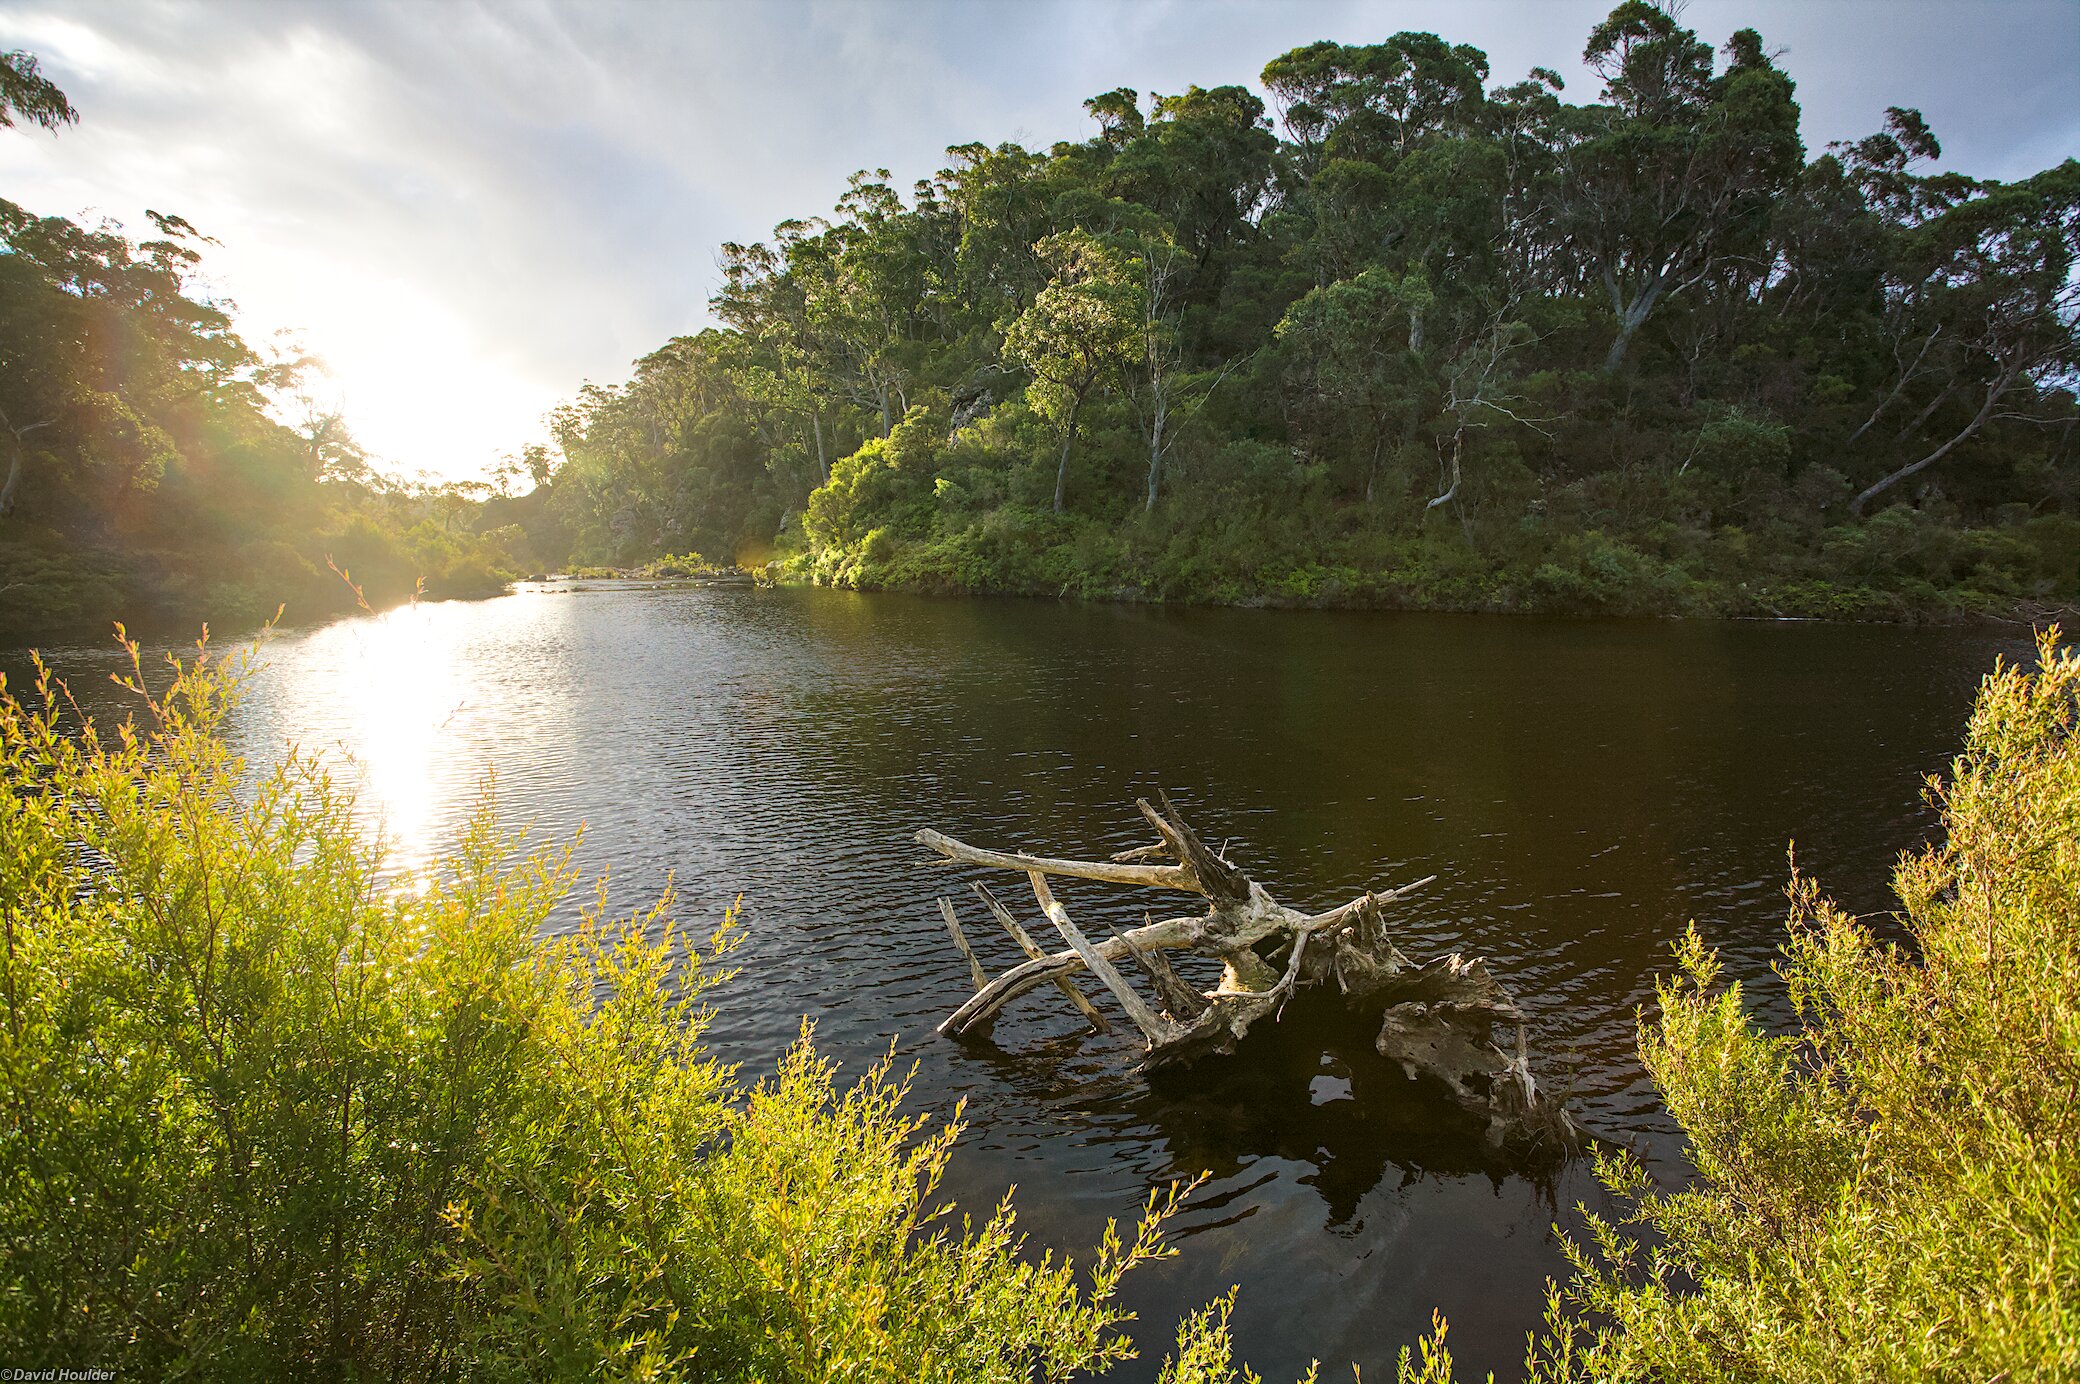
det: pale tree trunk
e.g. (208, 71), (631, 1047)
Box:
(1427, 429), (1476, 547)
(1846, 325), (1943, 447)
(1426, 430), (1464, 512)
(811, 409), (829, 484)
(0, 417), (52, 519)
(1144, 391), (1167, 511)
(0, 440), (23, 518)
(1052, 395), (1083, 515)
(1603, 270), (1668, 374)
(1053, 425), (1076, 514)
(1849, 366), (2020, 516)
(1139, 245), (1182, 514)
(1893, 380), (1961, 442)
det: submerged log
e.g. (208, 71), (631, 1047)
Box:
(918, 793), (1575, 1146)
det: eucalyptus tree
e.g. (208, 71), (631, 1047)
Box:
(716, 225), (840, 480)
(1548, 3), (1802, 372)
(291, 406), (372, 486)
(1084, 87), (1144, 149)
(1121, 229), (1248, 511)
(1261, 33), (1490, 284)
(1848, 158), (2080, 514)
(818, 170), (926, 438)
(938, 140), (1059, 325)
(544, 332), (795, 561)
(1799, 107), (2078, 518)
(1061, 86), (1266, 511)
(0, 199), (255, 523)
(1806, 109), (1974, 442)
(1276, 269), (1432, 502)
(1097, 85), (1277, 310)
(1003, 231), (1144, 514)
(1262, 32), (1489, 162)
(0, 49), (75, 133)
(895, 171), (972, 348)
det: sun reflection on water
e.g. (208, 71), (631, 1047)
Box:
(283, 601), (472, 875)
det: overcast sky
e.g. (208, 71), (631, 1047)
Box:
(1, 0), (2075, 483)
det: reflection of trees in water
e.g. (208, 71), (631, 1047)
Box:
(950, 990), (1571, 1239)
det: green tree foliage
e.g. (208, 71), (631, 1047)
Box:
(1556, 6), (1804, 371)
(0, 641), (1293, 1380)
(1277, 269), (1431, 503)
(0, 50), (75, 133)
(0, 59), (525, 639)
(1003, 230), (1145, 513)
(529, 3), (2079, 621)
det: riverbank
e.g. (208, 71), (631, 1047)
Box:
(7, 547), (2069, 650)
(554, 551), (762, 584)
(768, 516), (2080, 627)
(12, 503), (2077, 648)
(0, 537), (514, 645)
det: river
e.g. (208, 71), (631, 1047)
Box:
(3, 584), (2031, 1380)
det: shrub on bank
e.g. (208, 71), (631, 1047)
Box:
(1462, 629), (2080, 1383)
(780, 430), (2077, 621)
(0, 641), (1231, 1380)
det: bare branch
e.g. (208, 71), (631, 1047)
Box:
(915, 827), (1199, 893)
(922, 797), (1570, 1146)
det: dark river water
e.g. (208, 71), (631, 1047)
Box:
(4, 586), (2033, 1380)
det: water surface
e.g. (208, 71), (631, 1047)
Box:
(6, 587), (2029, 1380)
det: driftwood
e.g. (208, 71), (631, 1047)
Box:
(919, 793), (1575, 1146)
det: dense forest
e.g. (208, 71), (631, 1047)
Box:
(534, 2), (2080, 619)
(0, 52), (518, 641)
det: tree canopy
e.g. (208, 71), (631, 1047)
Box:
(533, 2), (2078, 620)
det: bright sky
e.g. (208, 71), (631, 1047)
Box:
(1, 0), (2074, 484)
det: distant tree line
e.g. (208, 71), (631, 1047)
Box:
(539, 1), (2080, 618)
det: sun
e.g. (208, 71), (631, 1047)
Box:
(269, 268), (558, 488)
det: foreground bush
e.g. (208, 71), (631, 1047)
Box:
(0, 639), (1228, 1380)
(1473, 629), (2080, 1383)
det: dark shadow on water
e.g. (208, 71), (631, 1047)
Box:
(955, 987), (1575, 1232)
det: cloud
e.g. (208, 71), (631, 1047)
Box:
(0, 0), (2073, 481)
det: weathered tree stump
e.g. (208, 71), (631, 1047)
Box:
(918, 793), (1575, 1146)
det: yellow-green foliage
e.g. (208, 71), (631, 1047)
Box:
(0, 641), (1223, 1380)
(639, 552), (715, 578)
(1154, 1292), (1321, 1384)
(1503, 629), (2080, 1383)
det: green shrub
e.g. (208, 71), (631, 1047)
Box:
(1420, 629), (2080, 1383)
(0, 641), (1248, 1380)
(418, 549), (513, 601)
(0, 537), (133, 637)
(321, 514), (419, 606)
(638, 551), (715, 578)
